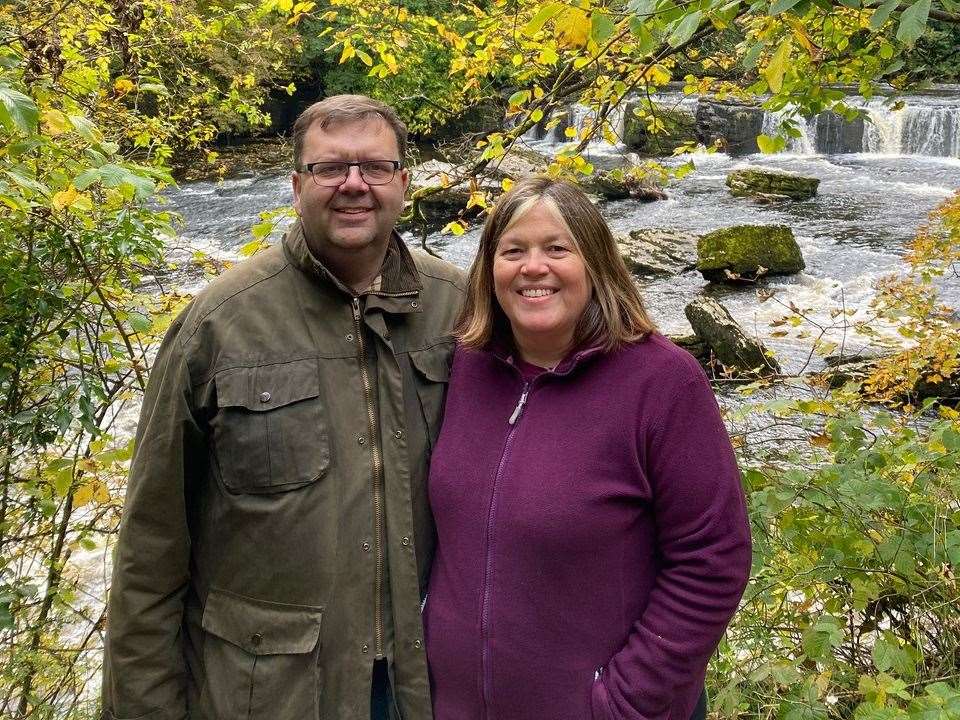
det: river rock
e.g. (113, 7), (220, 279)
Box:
(726, 167), (820, 202)
(406, 160), (498, 224)
(695, 98), (765, 155)
(617, 228), (699, 277)
(821, 355), (960, 402)
(623, 101), (697, 155)
(488, 147), (551, 180)
(685, 296), (781, 375)
(697, 225), (805, 282)
(585, 170), (668, 202)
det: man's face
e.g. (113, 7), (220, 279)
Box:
(292, 117), (409, 261)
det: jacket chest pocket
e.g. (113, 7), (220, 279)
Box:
(409, 345), (452, 451)
(211, 359), (330, 494)
(200, 589), (324, 720)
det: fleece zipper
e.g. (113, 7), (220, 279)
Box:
(479, 380), (531, 720)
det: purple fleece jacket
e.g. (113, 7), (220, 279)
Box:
(424, 333), (752, 720)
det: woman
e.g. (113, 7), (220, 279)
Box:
(423, 177), (752, 720)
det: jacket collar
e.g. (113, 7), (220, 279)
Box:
(490, 337), (605, 379)
(283, 220), (423, 304)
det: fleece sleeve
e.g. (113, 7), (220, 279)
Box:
(595, 370), (753, 720)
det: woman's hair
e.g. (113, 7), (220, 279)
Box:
(455, 176), (656, 352)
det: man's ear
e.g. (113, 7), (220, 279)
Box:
(291, 171), (303, 215)
(399, 167), (410, 195)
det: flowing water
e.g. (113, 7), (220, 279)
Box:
(164, 88), (960, 372)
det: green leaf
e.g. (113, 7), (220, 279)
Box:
(128, 312), (152, 333)
(356, 49), (373, 66)
(0, 85), (39, 133)
(770, 0), (803, 13)
(629, 17), (655, 54)
(73, 169), (102, 190)
(523, 2), (563, 36)
(896, 0), (931, 44)
(508, 90), (530, 107)
(756, 134), (784, 153)
(668, 10), (701, 47)
(531, 108), (544, 122)
(763, 40), (792, 93)
(869, 0), (899, 29)
(801, 618), (843, 660)
(629, 0), (658, 16)
(590, 12), (616, 44)
(742, 42), (764, 68)
(4, 169), (49, 197)
(69, 115), (100, 142)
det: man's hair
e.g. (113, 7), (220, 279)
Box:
(455, 177), (656, 353)
(292, 94), (408, 171)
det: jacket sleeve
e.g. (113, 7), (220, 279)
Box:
(102, 316), (202, 720)
(596, 370), (752, 720)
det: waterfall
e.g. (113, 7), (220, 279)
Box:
(519, 89), (960, 158)
(861, 99), (960, 156)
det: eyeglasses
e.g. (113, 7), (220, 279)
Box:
(301, 160), (401, 187)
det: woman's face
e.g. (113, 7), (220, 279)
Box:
(492, 200), (592, 361)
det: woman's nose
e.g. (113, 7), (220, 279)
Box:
(521, 250), (548, 275)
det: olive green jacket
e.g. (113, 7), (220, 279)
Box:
(102, 221), (465, 720)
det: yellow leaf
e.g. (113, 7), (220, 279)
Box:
(42, 109), (71, 136)
(810, 433), (832, 448)
(52, 186), (79, 211)
(74, 483), (95, 507)
(641, 64), (671, 84)
(501, 178), (515, 192)
(555, 7), (590, 47)
(72, 192), (93, 213)
(339, 43), (355, 63)
(113, 77), (134, 95)
(95, 482), (110, 503)
(442, 221), (467, 236)
(564, 126), (577, 138)
(467, 191), (487, 209)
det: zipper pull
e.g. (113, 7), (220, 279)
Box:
(352, 296), (361, 321)
(508, 386), (529, 425)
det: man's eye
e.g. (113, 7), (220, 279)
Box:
(315, 164), (345, 177)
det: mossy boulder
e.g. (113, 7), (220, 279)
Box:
(726, 167), (820, 202)
(697, 225), (804, 283)
(617, 228), (699, 277)
(623, 102), (697, 155)
(685, 296), (781, 376)
(585, 170), (668, 202)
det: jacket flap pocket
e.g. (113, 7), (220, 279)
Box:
(216, 359), (320, 411)
(202, 588), (323, 655)
(409, 344), (452, 383)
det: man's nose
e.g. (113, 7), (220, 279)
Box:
(338, 165), (370, 193)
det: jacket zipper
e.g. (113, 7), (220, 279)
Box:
(480, 381), (530, 720)
(353, 296), (386, 658)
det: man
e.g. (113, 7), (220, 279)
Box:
(102, 95), (464, 720)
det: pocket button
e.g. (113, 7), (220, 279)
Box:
(259, 391), (271, 403)
(251, 632), (263, 647)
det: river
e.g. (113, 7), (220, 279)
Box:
(162, 88), (960, 372)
